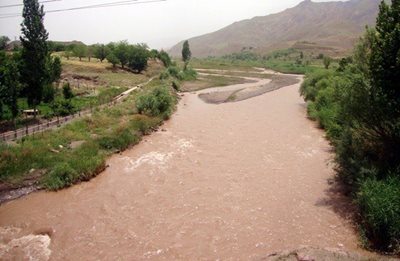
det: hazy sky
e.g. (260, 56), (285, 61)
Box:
(0, 0), (339, 49)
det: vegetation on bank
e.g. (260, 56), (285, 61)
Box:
(0, 82), (177, 190)
(189, 47), (338, 74)
(0, 0), (195, 192)
(300, 0), (400, 253)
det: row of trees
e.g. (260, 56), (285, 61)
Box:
(62, 41), (166, 73)
(300, 0), (400, 252)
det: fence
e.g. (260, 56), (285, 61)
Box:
(0, 77), (153, 143)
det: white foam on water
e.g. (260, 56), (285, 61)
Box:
(0, 231), (51, 261)
(125, 139), (194, 172)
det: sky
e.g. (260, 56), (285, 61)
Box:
(0, 0), (339, 49)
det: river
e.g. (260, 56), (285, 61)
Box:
(0, 73), (361, 260)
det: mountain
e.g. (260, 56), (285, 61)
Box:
(169, 0), (382, 58)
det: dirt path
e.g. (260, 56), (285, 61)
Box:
(0, 72), (364, 260)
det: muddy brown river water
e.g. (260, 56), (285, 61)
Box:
(0, 73), (364, 260)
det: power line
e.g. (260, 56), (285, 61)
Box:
(0, 0), (62, 9)
(0, 0), (166, 19)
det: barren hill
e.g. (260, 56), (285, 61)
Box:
(169, 0), (381, 57)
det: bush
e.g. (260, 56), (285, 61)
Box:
(42, 163), (78, 190)
(159, 70), (170, 80)
(172, 80), (180, 91)
(136, 86), (174, 119)
(158, 50), (172, 67)
(300, 70), (333, 101)
(357, 176), (400, 252)
(167, 66), (180, 78)
(98, 128), (139, 151)
(63, 82), (74, 99)
(42, 84), (56, 103)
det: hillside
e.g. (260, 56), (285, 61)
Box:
(169, 0), (381, 57)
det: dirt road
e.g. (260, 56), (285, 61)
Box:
(0, 72), (362, 260)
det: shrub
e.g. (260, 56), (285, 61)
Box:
(98, 128), (139, 151)
(181, 67), (197, 81)
(158, 50), (172, 67)
(167, 66), (180, 78)
(172, 80), (180, 91)
(136, 86), (174, 119)
(357, 176), (400, 252)
(62, 82), (74, 100)
(159, 70), (170, 80)
(42, 163), (78, 190)
(42, 84), (56, 103)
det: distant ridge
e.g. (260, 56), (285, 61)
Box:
(169, 0), (381, 57)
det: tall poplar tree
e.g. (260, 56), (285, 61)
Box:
(20, 0), (49, 116)
(182, 40), (192, 64)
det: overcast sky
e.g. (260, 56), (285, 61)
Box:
(0, 0), (339, 49)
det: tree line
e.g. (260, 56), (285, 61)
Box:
(300, 0), (400, 253)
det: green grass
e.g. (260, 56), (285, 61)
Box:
(189, 48), (340, 74)
(181, 74), (252, 92)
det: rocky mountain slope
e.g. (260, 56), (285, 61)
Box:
(169, 0), (382, 57)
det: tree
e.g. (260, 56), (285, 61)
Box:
(323, 56), (331, 69)
(62, 82), (74, 99)
(63, 50), (72, 60)
(182, 40), (192, 64)
(128, 45), (149, 73)
(49, 56), (62, 83)
(364, 0), (400, 174)
(114, 41), (130, 69)
(93, 44), (109, 62)
(20, 0), (49, 117)
(72, 44), (87, 61)
(158, 50), (172, 67)
(106, 53), (119, 68)
(87, 45), (94, 62)
(0, 53), (21, 127)
(0, 36), (10, 50)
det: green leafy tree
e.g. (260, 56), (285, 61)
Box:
(323, 56), (331, 69)
(93, 44), (109, 62)
(0, 36), (10, 50)
(0, 53), (21, 127)
(73, 44), (87, 61)
(149, 49), (159, 59)
(62, 82), (74, 100)
(49, 56), (62, 83)
(182, 40), (192, 64)
(106, 53), (119, 68)
(87, 45), (94, 62)
(63, 50), (71, 60)
(20, 0), (49, 117)
(128, 45), (149, 73)
(158, 50), (172, 67)
(114, 41), (130, 69)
